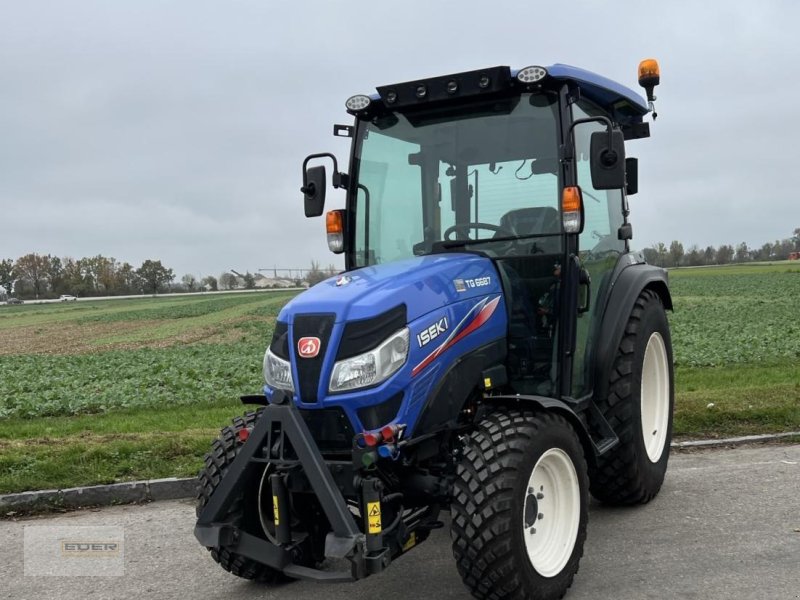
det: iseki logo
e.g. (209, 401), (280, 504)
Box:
(417, 316), (449, 347)
(297, 336), (321, 358)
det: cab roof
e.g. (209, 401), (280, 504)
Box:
(364, 64), (650, 123)
(538, 63), (649, 117)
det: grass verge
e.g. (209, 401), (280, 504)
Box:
(1, 361), (797, 494)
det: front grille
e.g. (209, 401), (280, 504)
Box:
(293, 314), (335, 403)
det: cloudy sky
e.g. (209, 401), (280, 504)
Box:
(1, 1), (797, 278)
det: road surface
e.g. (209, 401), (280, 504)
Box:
(1, 444), (798, 600)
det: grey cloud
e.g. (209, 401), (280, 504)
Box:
(1, 0), (798, 276)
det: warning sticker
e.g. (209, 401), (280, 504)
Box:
(272, 495), (280, 526)
(367, 501), (382, 534)
(402, 531), (417, 552)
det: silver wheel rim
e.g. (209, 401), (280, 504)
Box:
(522, 448), (580, 577)
(641, 332), (670, 463)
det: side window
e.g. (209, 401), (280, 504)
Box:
(354, 132), (423, 266)
(572, 103), (626, 257)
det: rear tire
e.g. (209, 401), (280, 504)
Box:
(196, 408), (284, 582)
(451, 409), (588, 600)
(589, 289), (675, 505)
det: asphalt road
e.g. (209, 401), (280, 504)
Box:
(2, 444), (798, 600)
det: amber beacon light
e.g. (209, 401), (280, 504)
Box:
(638, 59), (660, 101)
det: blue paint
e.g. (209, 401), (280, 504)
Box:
(267, 254), (507, 437)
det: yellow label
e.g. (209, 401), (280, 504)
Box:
(272, 495), (280, 526)
(402, 531), (417, 552)
(484, 377), (492, 389)
(366, 501), (381, 534)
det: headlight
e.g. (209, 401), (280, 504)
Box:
(263, 347), (294, 392)
(329, 328), (409, 392)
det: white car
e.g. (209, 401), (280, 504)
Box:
(59, 295), (78, 302)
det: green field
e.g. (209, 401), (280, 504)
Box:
(0, 264), (798, 494)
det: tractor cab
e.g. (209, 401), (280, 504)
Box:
(302, 62), (659, 402)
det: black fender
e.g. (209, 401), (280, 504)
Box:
(591, 261), (672, 405)
(485, 394), (600, 467)
(414, 339), (507, 436)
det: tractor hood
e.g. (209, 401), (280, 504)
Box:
(278, 253), (502, 325)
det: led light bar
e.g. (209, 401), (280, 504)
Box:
(345, 94), (371, 111)
(516, 65), (548, 84)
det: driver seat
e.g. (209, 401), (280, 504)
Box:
(499, 207), (559, 237)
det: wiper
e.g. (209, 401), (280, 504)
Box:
(435, 231), (556, 250)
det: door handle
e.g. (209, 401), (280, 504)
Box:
(578, 268), (591, 314)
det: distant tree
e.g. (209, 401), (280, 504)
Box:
(115, 262), (139, 294)
(306, 261), (327, 286)
(181, 274), (198, 292)
(325, 264), (339, 277)
(793, 227), (800, 251)
(778, 238), (794, 260)
(641, 247), (658, 265)
(684, 245), (702, 267)
(14, 253), (49, 299)
(753, 242), (773, 262)
(0, 259), (14, 295)
(703, 245), (716, 265)
(716, 244), (734, 265)
(668, 240), (684, 268)
(733, 242), (749, 263)
(654, 242), (668, 267)
(44, 255), (65, 295)
(137, 259), (174, 294)
(219, 272), (238, 290)
(243, 272), (256, 289)
(202, 275), (218, 291)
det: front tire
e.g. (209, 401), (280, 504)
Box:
(196, 409), (284, 582)
(451, 410), (588, 600)
(589, 289), (675, 505)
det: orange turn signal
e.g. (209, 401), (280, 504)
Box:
(562, 186), (582, 213)
(326, 210), (344, 234)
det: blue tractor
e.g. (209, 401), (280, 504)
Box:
(195, 60), (672, 600)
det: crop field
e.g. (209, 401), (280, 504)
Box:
(0, 264), (798, 494)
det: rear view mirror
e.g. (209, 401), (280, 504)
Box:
(302, 165), (326, 217)
(590, 130), (626, 190)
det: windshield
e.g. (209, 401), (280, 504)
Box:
(351, 93), (562, 267)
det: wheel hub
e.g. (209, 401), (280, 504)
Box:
(524, 492), (539, 528)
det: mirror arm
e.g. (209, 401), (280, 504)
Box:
(564, 115), (616, 161)
(302, 152), (348, 189)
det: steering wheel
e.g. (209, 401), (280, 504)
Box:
(443, 222), (516, 242)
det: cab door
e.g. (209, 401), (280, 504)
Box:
(569, 101), (629, 399)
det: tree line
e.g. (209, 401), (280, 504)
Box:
(0, 254), (181, 299)
(639, 228), (800, 268)
(0, 253), (341, 300)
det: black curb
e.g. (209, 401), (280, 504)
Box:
(2, 432), (798, 514)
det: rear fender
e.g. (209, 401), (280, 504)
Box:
(592, 262), (672, 404)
